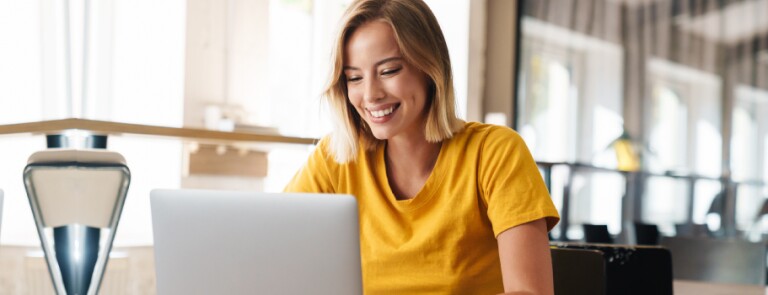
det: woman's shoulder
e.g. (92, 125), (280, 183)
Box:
(313, 134), (373, 168)
(454, 121), (525, 145)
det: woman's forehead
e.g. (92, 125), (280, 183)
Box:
(344, 21), (401, 66)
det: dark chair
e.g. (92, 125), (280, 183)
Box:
(551, 248), (606, 295)
(583, 224), (613, 244)
(634, 222), (660, 245)
(552, 243), (673, 295)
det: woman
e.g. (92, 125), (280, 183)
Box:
(285, 0), (560, 294)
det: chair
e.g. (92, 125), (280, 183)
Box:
(551, 248), (606, 295)
(553, 243), (673, 295)
(24, 149), (130, 295)
(634, 222), (660, 245)
(660, 236), (766, 285)
(583, 224), (613, 244)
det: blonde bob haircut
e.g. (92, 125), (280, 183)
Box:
(324, 0), (464, 163)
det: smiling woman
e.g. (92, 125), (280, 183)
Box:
(325, 0), (464, 164)
(285, 0), (560, 294)
(344, 21), (433, 146)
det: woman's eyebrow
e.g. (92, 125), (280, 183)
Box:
(374, 56), (403, 67)
(343, 56), (403, 71)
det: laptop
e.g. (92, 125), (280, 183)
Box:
(150, 189), (362, 295)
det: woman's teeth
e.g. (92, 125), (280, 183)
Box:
(371, 106), (395, 118)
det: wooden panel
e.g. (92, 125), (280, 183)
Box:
(483, 0), (516, 126)
(188, 144), (268, 177)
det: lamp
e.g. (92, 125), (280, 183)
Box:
(24, 148), (130, 295)
(610, 130), (641, 172)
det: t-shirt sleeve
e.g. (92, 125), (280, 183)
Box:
(478, 127), (560, 237)
(284, 137), (336, 193)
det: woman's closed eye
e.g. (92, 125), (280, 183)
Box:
(381, 67), (402, 76)
(346, 75), (363, 82)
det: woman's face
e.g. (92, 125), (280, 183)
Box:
(343, 20), (430, 142)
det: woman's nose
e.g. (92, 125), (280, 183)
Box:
(363, 78), (385, 102)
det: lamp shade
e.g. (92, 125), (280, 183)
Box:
(612, 131), (640, 172)
(24, 149), (130, 295)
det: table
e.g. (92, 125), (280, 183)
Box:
(674, 280), (767, 295)
(0, 118), (317, 145)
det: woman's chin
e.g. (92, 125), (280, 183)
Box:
(369, 128), (394, 141)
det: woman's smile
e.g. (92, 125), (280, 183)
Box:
(366, 103), (400, 123)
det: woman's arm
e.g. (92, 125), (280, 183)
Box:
(496, 218), (554, 295)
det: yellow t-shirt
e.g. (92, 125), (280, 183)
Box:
(285, 122), (559, 294)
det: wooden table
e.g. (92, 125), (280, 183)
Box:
(0, 118), (317, 145)
(674, 280), (767, 295)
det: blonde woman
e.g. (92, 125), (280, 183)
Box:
(285, 0), (559, 294)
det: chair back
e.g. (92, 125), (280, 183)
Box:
(551, 248), (606, 295)
(583, 224), (613, 244)
(634, 222), (660, 245)
(553, 243), (673, 295)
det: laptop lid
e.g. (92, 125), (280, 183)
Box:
(150, 189), (362, 295)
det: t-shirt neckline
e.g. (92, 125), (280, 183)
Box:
(375, 139), (450, 210)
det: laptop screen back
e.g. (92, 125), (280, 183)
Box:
(150, 189), (362, 295)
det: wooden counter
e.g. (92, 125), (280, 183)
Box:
(674, 280), (767, 295)
(0, 118), (317, 145)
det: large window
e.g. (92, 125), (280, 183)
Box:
(642, 59), (722, 233)
(517, 0), (767, 241)
(517, 13), (626, 238)
(733, 86), (768, 232)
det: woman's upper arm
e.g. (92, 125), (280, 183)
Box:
(496, 218), (554, 295)
(477, 127), (559, 236)
(284, 138), (336, 193)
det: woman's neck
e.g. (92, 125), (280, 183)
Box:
(385, 133), (441, 178)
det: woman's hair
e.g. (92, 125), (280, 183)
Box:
(324, 0), (464, 163)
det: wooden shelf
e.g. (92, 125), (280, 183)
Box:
(0, 118), (318, 145)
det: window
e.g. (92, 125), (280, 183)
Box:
(733, 86), (768, 231)
(517, 16), (625, 239)
(642, 59), (722, 232)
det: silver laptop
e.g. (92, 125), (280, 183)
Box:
(150, 189), (362, 295)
